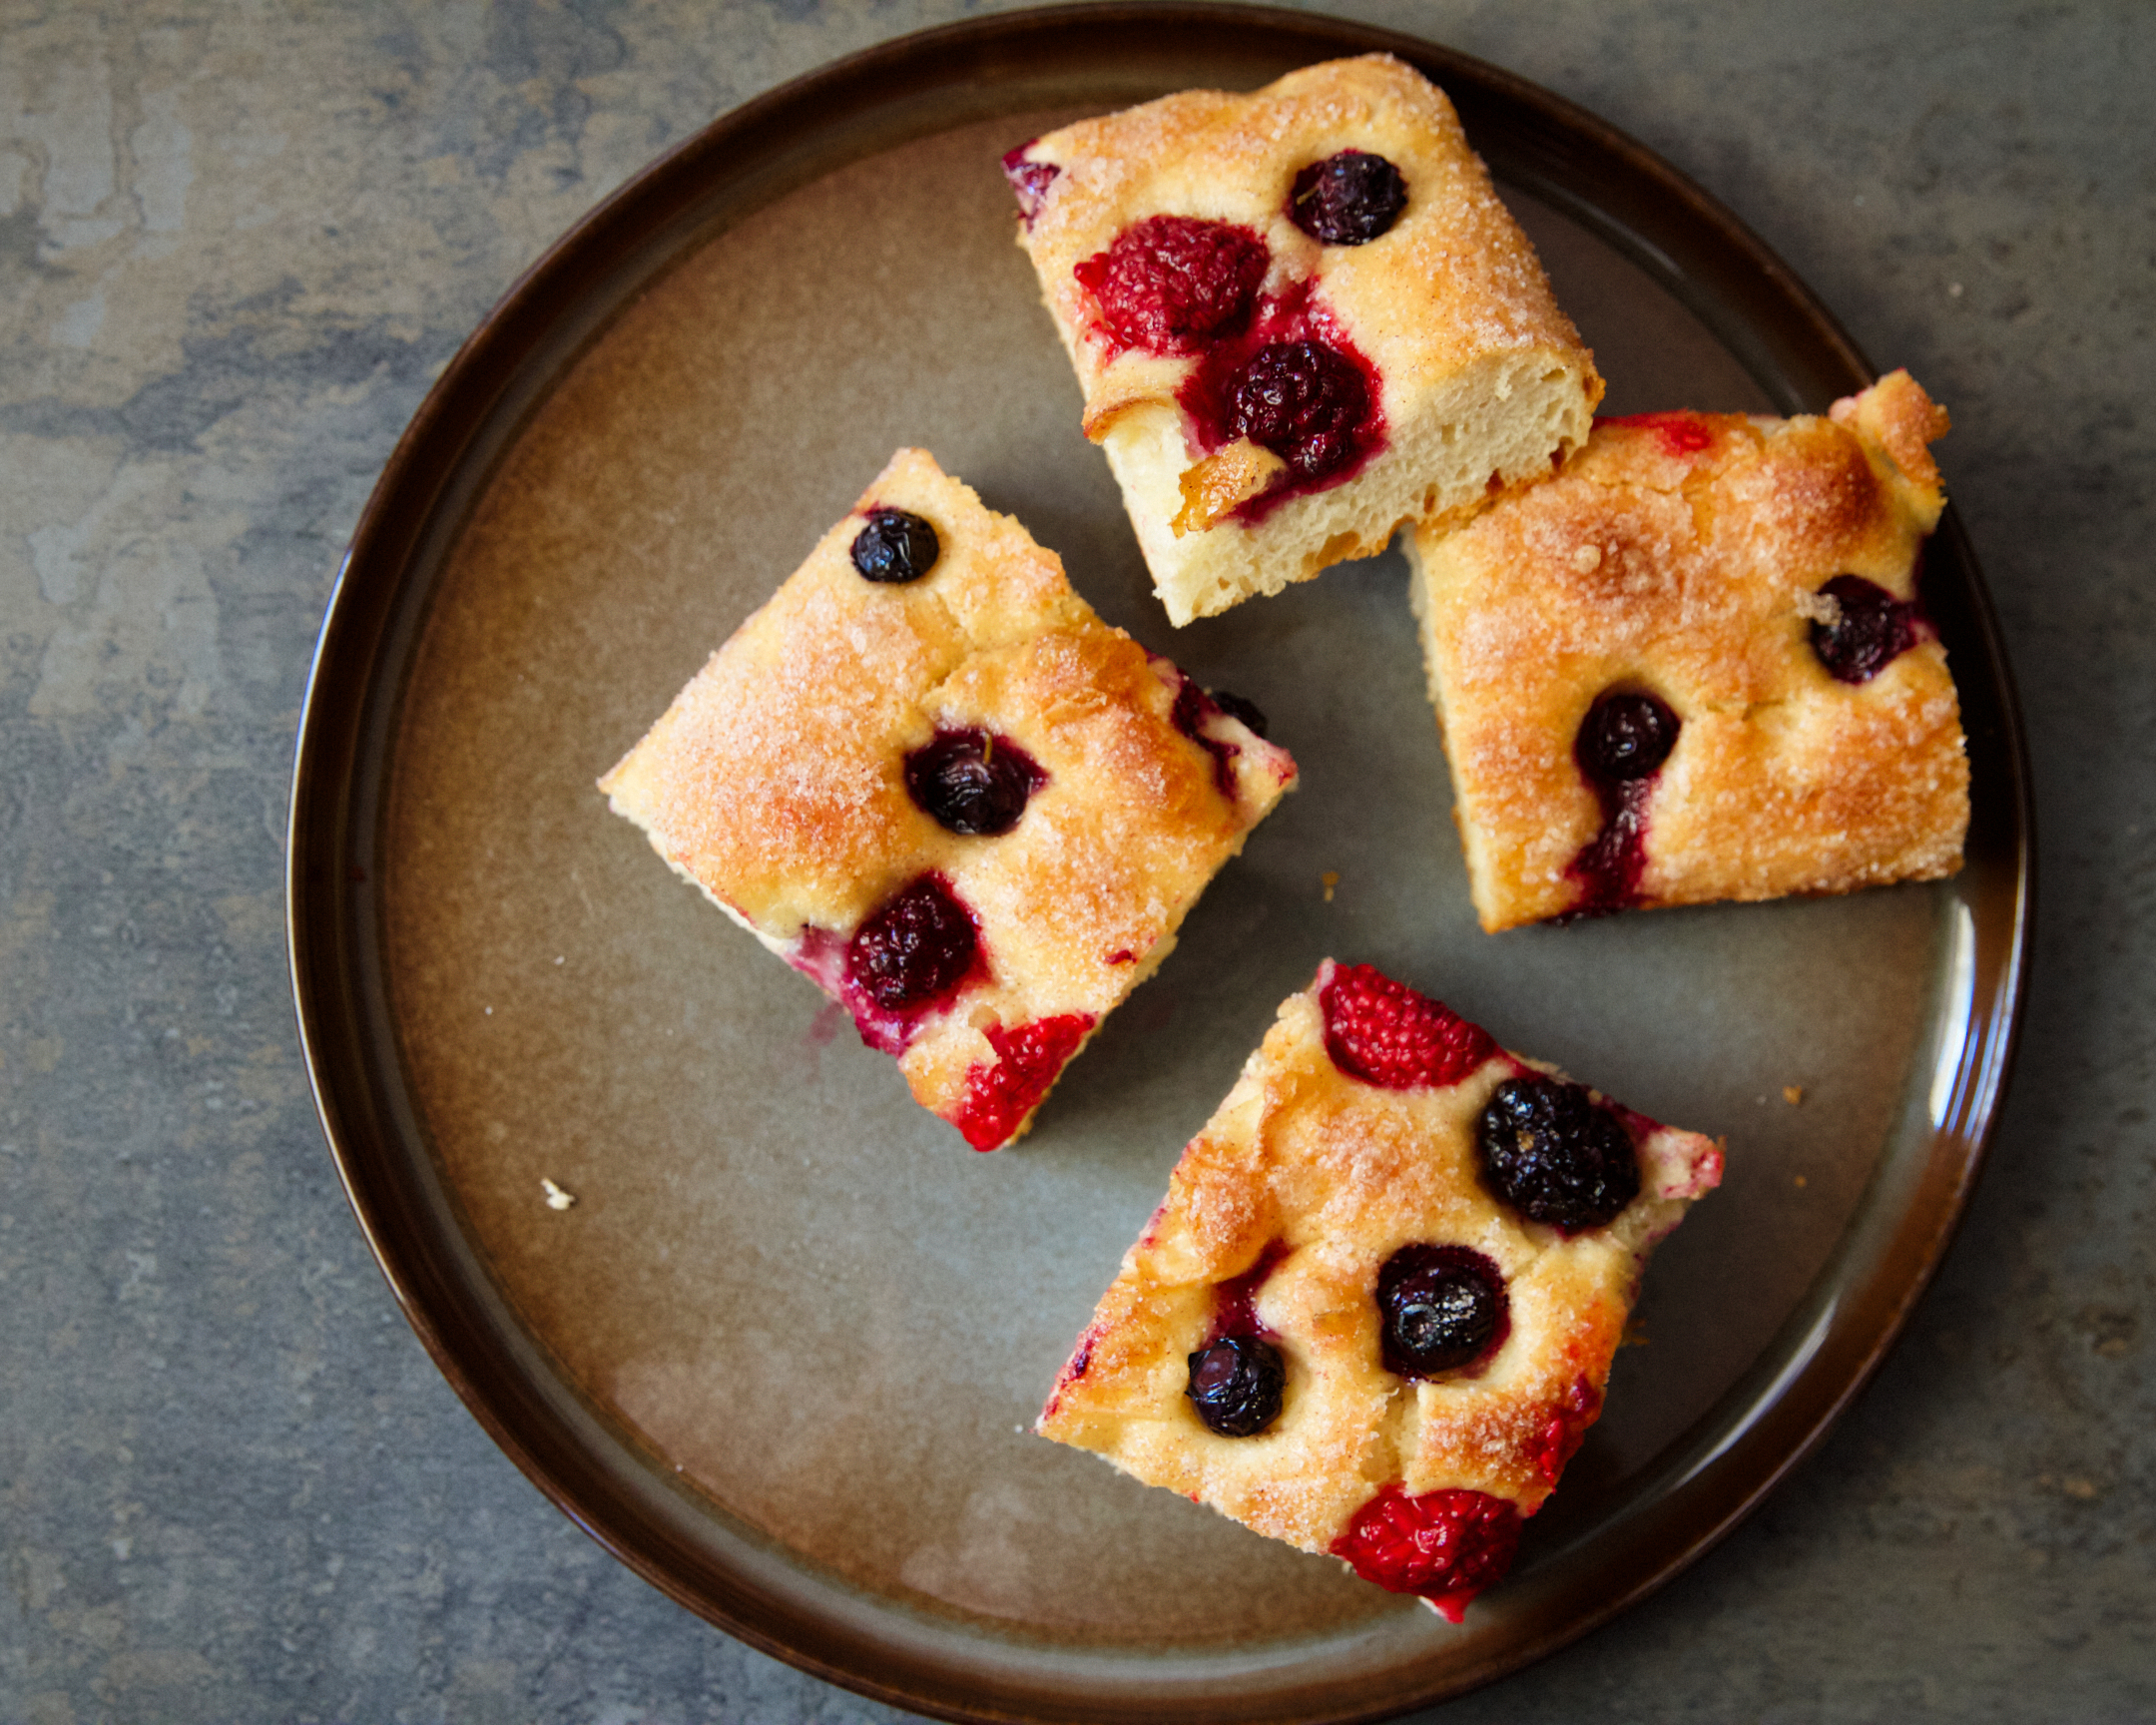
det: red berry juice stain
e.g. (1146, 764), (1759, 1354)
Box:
(805, 998), (846, 1050)
(1526, 1374), (1604, 1483)
(1562, 691), (1680, 919)
(1206, 1240), (1293, 1344)
(1596, 410), (1716, 456)
(1169, 674), (1243, 798)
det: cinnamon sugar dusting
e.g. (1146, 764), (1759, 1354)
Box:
(1037, 966), (1719, 1559)
(601, 448), (1297, 1145)
(1411, 374), (1964, 930)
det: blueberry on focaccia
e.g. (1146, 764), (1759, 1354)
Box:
(600, 448), (1297, 1150)
(1003, 54), (1603, 627)
(1407, 369), (1968, 932)
(1037, 960), (1721, 1620)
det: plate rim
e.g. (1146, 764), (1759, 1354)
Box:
(284, 6), (2035, 1720)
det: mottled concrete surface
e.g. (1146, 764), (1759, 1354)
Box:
(2, 3), (2149, 1721)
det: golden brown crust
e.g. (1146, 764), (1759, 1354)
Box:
(600, 449), (1297, 1144)
(1018, 57), (1591, 415)
(1009, 56), (1603, 623)
(1409, 372), (1968, 931)
(1831, 366), (1951, 497)
(1037, 963), (1721, 1555)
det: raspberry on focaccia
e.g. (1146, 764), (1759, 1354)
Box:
(600, 449), (1298, 1149)
(1004, 54), (1603, 627)
(1407, 369), (1967, 931)
(1038, 960), (1721, 1620)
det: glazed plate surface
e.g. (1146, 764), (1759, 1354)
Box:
(288, 9), (2030, 1720)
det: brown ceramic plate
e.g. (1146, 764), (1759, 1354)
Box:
(286, 7), (2031, 1720)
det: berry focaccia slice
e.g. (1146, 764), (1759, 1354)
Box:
(600, 448), (1297, 1149)
(1408, 369), (1968, 931)
(1038, 960), (1721, 1619)
(1004, 54), (1602, 627)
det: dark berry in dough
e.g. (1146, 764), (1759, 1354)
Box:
(1576, 691), (1679, 785)
(904, 729), (1045, 837)
(1476, 1076), (1641, 1232)
(851, 508), (940, 584)
(1810, 574), (1915, 683)
(1378, 1244), (1509, 1379)
(1289, 150), (1409, 245)
(1185, 1335), (1286, 1438)
(845, 874), (977, 1013)
(1229, 339), (1370, 480)
(1210, 690), (1270, 738)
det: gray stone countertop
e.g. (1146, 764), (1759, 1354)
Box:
(3, 3), (2149, 1720)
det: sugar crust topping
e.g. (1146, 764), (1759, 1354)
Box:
(1410, 371), (1968, 931)
(1015, 56), (1592, 421)
(1037, 962), (1721, 1587)
(600, 448), (1297, 1145)
(1008, 55), (1604, 624)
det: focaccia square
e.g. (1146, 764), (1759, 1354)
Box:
(1004, 54), (1602, 627)
(1407, 369), (1967, 931)
(601, 448), (1297, 1148)
(1038, 960), (1721, 1619)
